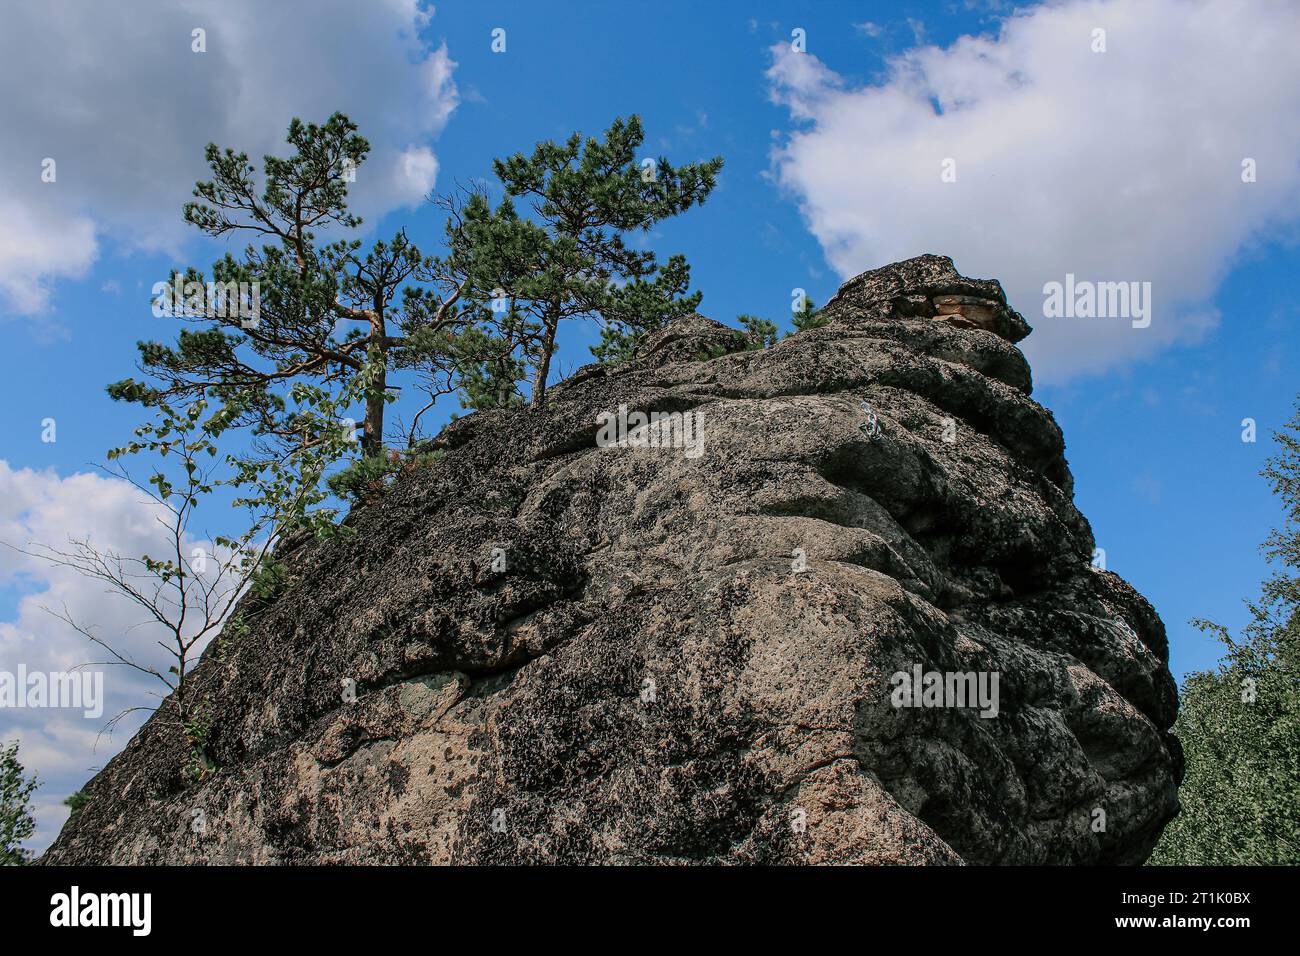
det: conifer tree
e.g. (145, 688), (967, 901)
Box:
(108, 113), (722, 518)
(790, 295), (828, 334)
(109, 113), (474, 464)
(489, 115), (722, 403)
(737, 314), (779, 349)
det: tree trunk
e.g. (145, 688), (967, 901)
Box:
(362, 377), (385, 458)
(362, 311), (387, 456)
(530, 312), (560, 409)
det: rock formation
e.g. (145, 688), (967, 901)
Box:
(43, 255), (1181, 865)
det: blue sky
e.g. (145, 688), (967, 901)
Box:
(2, 0), (1298, 852)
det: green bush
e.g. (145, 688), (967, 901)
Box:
(1150, 402), (1300, 864)
(63, 790), (91, 820)
(1, 741), (37, 865)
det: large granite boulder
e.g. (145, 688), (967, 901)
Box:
(43, 255), (1181, 865)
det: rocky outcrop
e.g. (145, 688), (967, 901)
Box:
(43, 254), (1181, 865)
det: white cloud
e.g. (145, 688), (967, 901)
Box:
(396, 145), (441, 198)
(768, 0), (1300, 381)
(0, 0), (458, 318)
(0, 199), (97, 315)
(0, 462), (224, 855)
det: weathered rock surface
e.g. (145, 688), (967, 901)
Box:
(44, 255), (1181, 865)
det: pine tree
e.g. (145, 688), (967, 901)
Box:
(737, 314), (779, 350)
(107, 113), (723, 526)
(109, 113), (476, 465)
(790, 296), (828, 334)
(489, 115), (722, 403)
